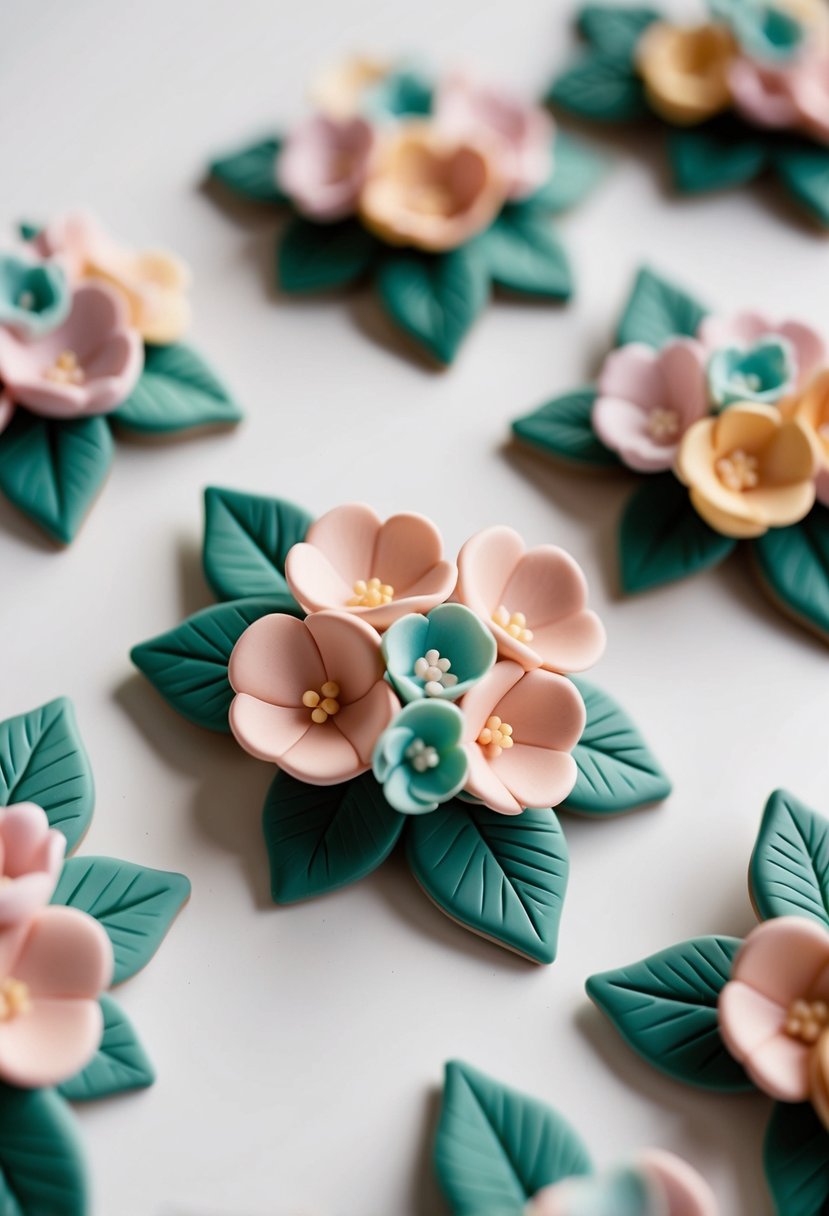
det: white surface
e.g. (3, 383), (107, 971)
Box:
(2, 2), (829, 1213)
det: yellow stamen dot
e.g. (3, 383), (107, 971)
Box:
(311, 707), (329, 725)
(348, 577), (394, 608)
(0, 978), (30, 1022)
(321, 681), (340, 699)
(44, 349), (85, 386)
(302, 690), (321, 708)
(492, 605), (534, 644)
(785, 997), (829, 1045)
(716, 448), (760, 493)
(303, 685), (341, 724)
(477, 715), (515, 759)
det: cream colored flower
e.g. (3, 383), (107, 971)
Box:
(675, 401), (817, 538)
(636, 22), (738, 125)
(310, 55), (391, 119)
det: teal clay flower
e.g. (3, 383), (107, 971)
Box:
(0, 255), (69, 337)
(381, 603), (497, 704)
(707, 337), (796, 408)
(373, 700), (468, 814)
(710, 0), (806, 62)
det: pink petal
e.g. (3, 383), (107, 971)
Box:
(372, 512), (446, 592)
(279, 720), (364, 785)
(463, 745), (523, 815)
(661, 339), (709, 426)
(496, 669), (586, 750)
(791, 57), (829, 143)
(778, 321), (827, 387)
(229, 696), (311, 763)
(528, 611), (607, 674)
(0, 803), (52, 875)
(729, 58), (799, 128)
(597, 343), (664, 411)
(0, 875), (58, 926)
(698, 311), (773, 351)
(502, 547), (589, 626)
(228, 613), (325, 705)
(0, 997), (104, 1089)
(731, 916), (829, 1005)
(594, 397), (679, 472)
(14, 906), (113, 998)
(491, 744), (577, 809)
(285, 543), (357, 614)
(304, 503), (380, 585)
(718, 979), (786, 1062)
(278, 115), (374, 222)
(456, 526), (524, 620)
(305, 610), (385, 703)
(459, 661), (524, 741)
(335, 682), (399, 766)
(743, 1032), (812, 1102)
(639, 1149), (718, 1216)
(38, 282), (129, 363)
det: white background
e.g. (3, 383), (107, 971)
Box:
(2, 2), (829, 1213)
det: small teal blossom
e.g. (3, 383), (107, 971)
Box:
(364, 66), (433, 119)
(372, 700), (468, 815)
(707, 337), (795, 408)
(0, 255), (69, 338)
(381, 603), (496, 704)
(710, 0), (806, 62)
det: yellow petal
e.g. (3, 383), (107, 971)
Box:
(712, 401), (780, 458)
(138, 292), (191, 346)
(311, 55), (390, 119)
(637, 22), (736, 125)
(746, 478), (816, 528)
(674, 415), (716, 487)
(689, 487), (768, 538)
(762, 419), (818, 486)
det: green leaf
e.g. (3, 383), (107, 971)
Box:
(616, 266), (709, 348)
(764, 1102), (829, 1216)
(620, 473), (736, 594)
(525, 132), (606, 214)
(477, 209), (572, 300)
(774, 144), (829, 227)
(58, 995), (154, 1101)
(376, 245), (490, 365)
(263, 770), (404, 903)
(18, 221), (42, 242)
(435, 1060), (592, 1215)
(209, 136), (287, 204)
(203, 486), (312, 602)
(406, 803), (568, 963)
(750, 789), (829, 927)
(52, 856), (190, 985)
(0, 412), (113, 545)
(578, 5), (661, 57)
(277, 216), (379, 294)
(0, 1085), (88, 1215)
(752, 505), (829, 641)
(587, 936), (754, 1091)
(112, 344), (242, 435)
(131, 596), (299, 732)
(511, 387), (620, 469)
(669, 126), (769, 194)
(564, 679), (671, 815)
(548, 52), (650, 122)
(0, 697), (93, 853)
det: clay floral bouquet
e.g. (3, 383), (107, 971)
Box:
(549, 1), (829, 226)
(132, 489), (670, 964)
(588, 789), (829, 1216)
(0, 696), (189, 1214)
(0, 213), (240, 544)
(513, 265), (829, 644)
(208, 56), (604, 364)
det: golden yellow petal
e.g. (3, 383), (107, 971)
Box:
(747, 478), (816, 528)
(712, 401), (781, 458)
(762, 419), (819, 486)
(689, 487), (768, 538)
(674, 416), (716, 487)
(637, 22), (736, 126)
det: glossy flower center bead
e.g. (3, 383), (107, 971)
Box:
(715, 448), (760, 492)
(44, 349), (85, 386)
(732, 371), (763, 393)
(414, 648), (460, 696)
(492, 605), (534, 643)
(785, 998), (829, 1044)
(0, 978), (30, 1022)
(477, 715), (514, 759)
(646, 408), (681, 441)
(301, 681), (341, 724)
(348, 577), (394, 608)
(405, 738), (440, 772)
(17, 290), (36, 310)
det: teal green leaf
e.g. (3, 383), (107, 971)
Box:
(548, 53), (650, 122)
(0, 697), (93, 853)
(406, 803), (568, 963)
(752, 505), (829, 641)
(616, 267), (709, 348)
(52, 856), (190, 985)
(435, 1060), (592, 1215)
(564, 679), (671, 815)
(620, 474), (736, 594)
(131, 596), (300, 732)
(377, 245), (489, 365)
(59, 995), (155, 1101)
(18, 221), (42, 242)
(764, 1101), (829, 1216)
(774, 145), (829, 227)
(0, 1085), (88, 1215)
(0, 412), (113, 545)
(669, 126), (768, 194)
(587, 936), (754, 1091)
(511, 387), (619, 469)
(202, 485), (312, 601)
(208, 136), (287, 204)
(750, 789), (829, 927)
(277, 216), (379, 293)
(263, 770), (404, 903)
(577, 5), (661, 57)
(112, 343), (241, 435)
(477, 209), (572, 299)
(525, 132), (606, 214)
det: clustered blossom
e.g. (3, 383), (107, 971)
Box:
(528, 1149), (717, 1216)
(228, 505), (606, 817)
(592, 306), (829, 537)
(275, 59), (556, 252)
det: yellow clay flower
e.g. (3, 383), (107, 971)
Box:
(88, 249), (191, 346)
(789, 370), (829, 506)
(310, 55), (391, 119)
(636, 22), (738, 125)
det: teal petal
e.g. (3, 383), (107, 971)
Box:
(0, 256), (69, 337)
(710, 0), (805, 61)
(409, 746), (469, 805)
(553, 1167), (658, 1216)
(424, 603), (497, 697)
(364, 67), (433, 119)
(708, 337), (795, 407)
(382, 763), (437, 814)
(373, 727), (415, 782)
(382, 613), (430, 703)
(394, 699), (465, 751)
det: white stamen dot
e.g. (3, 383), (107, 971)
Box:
(406, 738), (440, 772)
(715, 448), (760, 493)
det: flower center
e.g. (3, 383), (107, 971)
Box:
(715, 448), (760, 492)
(785, 998), (829, 1045)
(732, 371), (763, 393)
(411, 184), (453, 217)
(302, 681), (341, 725)
(414, 648), (459, 696)
(44, 349), (85, 386)
(0, 978), (30, 1022)
(477, 715), (514, 759)
(348, 577), (394, 608)
(17, 290), (36, 311)
(405, 738), (440, 772)
(492, 605), (534, 644)
(647, 408), (681, 441)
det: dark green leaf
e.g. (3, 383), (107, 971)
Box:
(669, 126), (769, 194)
(112, 344), (241, 435)
(277, 216), (379, 293)
(750, 789), (829, 927)
(548, 52), (650, 122)
(18, 221), (42, 242)
(209, 136), (287, 204)
(752, 505), (829, 641)
(59, 995), (154, 1101)
(577, 5), (661, 58)
(478, 209), (572, 299)
(377, 245), (490, 364)
(774, 144), (829, 227)
(764, 1102), (829, 1216)
(525, 132), (606, 214)
(0, 1085), (87, 1215)
(616, 266), (709, 348)
(511, 387), (619, 469)
(202, 485), (312, 602)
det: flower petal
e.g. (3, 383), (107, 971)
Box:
(0, 803), (53, 875)
(718, 978), (787, 1062)
(0, 997), (104, 1089)
(459, 661), (524, 741)
(279, 720), (363, 784)
(14, 905), (113, 998)
(495, 669), (586, 751)
(456, 525), (524, 619)
(463, 744), (523, 815)
(285, 543), (357, 614)
(304, 502), (381, 584)
(229, 696), (311, 763)
(335, 681), (399, 766)
(597, 343), (664, 410)
(593, 396), (677, 472)
(228, 613), (325, 705)
(409, 746), (469, 804)
(742, 1031), (812, 1102)
(491, 744), (577, 809)
(305, 610), (385, 703)
(731, 916), (829, 1004)
(640, 1149), (718, 1216)
(373, 512), (448, 592)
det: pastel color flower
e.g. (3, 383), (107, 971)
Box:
(707, 336), (796, 407)
(593, 339), (709, 472)
(789, 55), (829, 143)
(635, 22), (738, 125)
(455, 525), (605, 674)
(310, 55), (392, 119)
(373, 699), (468, 814)
(0, 254), (70, 338)
(381, 603), (497, 704)
(278, 115), (377, 222)
(285, 503), (457, 631)
(0, 804), (65, 925)
(790, 368), (829, 505)
(698, 310), (825, 391)
(228, 609), (399, 784)
(529, 1150), (717, 1216)
(729, 57), (800, 127)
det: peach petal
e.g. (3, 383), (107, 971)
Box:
(0, 804), (54, 875)
(491, 744), (577, 809)
(285, 544), (357, 614)
(228, 613), (325, 705)
(463, 746), (523, 815)
(304, 502), (381, 584)
(763, 420), (818, 485)
(718, 979), (786, 1060)
(334, 682), (400, 766)
(279, 720), (363, 785)
(502, 547), (589, 627)
(459, 661), (525, 741)
(456, 525), (525, 619)
(732, 916), (829, 1004)
(0, 876), (57, 925)
(496, 669), (586, 750)
(640, 1149), (718, 1216)
(0, 998), (103, 1089)
(742, 1031), (812, 1102)
(688, 489), (766, 539)
(712, 402), (780, 457)
(305, 610), (385, 703)
(229, 697), (311, 763)
(372, 512), (445, 592)
(14, 907), (113, 998)
(529, 611), (607, 673)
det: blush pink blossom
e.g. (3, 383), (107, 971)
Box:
(0, 804), (65, 925)
(0, 282), (143, 419)
(593, 339), (709, 472)
(698, 310), (825, 391)
(460, 660), (585, 815)
(455, 526), (605, 674)
(278, 115), (377, 222)
(285, 503), (457, 631)
(729, 58), (800, 128)
(228, 609), (399, 784)
(789, 55), (829, 143)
